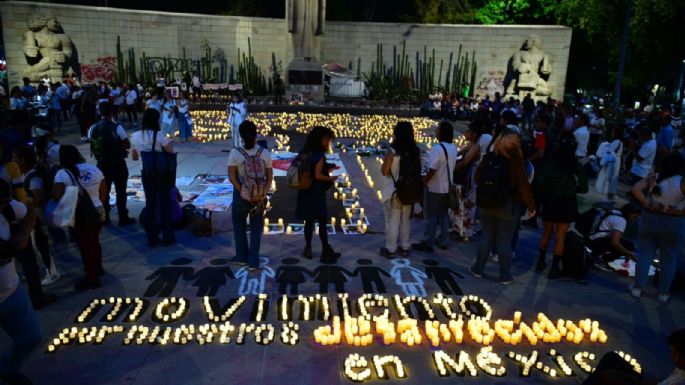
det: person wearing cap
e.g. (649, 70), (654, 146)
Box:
(0, 179), (44, 385)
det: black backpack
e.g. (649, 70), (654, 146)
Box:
(476, 152), (511, 209)
(392, 148), (422, 205)
(90, 120), (126, 163)
(562, 231), (592, 280)
(575, 207), (617, 241)
(25, 160), (58, 200)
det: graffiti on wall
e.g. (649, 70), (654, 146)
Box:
(80, 56), (117, 83)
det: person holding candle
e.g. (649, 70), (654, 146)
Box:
(534, 133), (588, 279)
(630, 152), (685, 303)
(296, 126), (341, 262)
(412, 121), (457, 253)
(380, 121), (421, 258)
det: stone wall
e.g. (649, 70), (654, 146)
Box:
(0, 1), (571, 98)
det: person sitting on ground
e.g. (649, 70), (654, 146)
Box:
(0, 179), (43, 385)
(585, 203), (641, 269)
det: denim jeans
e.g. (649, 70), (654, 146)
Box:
(0, 285), (42, 377)
(423, 191), (449, 247)
(177, 112), (191, 140)
(472, 202), (521, 281)
(142, 176), (175, 244)
(606, 159), (618, 195)
(383, 197), (412, 252)
(232, 190), (263, 268)
(634, 211), (685, 294)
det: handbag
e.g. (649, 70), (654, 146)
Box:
(45, 184), (78, 228)
(439, 143), (460, 209)
(141, 131), (177, 182)
(453, 145), (474, 185)
(65, 169), (101, 229)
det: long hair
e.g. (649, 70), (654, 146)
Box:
(554, 134), (578, 175)
(59, 145), (85, 180)
(391, 121), (417, 153)
(142, 108), (161, 132)
(239, 120), (257, 150)
(436, 121), (454, 142)
(13, 146), (36, 170)
(493, 130), (522, 159)
(657, 152), (684, 183)
(302, 126), (335, 153)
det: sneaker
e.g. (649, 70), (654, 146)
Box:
(379, 247), (394, 259)
(80, 136), (89, 142)
(658, 293), (670, 303)
(593, 258), (614, 272)
(469, 267), (482, 278)
(398, 247), (410, 257)
(229, 258), (246, 266)
(302, 246), (313, 259)
(411, 241), (434, 253)
(435, 242), (449, 250)
(488, 253), (499, 263)
(499, 278), (514, 285)
(119, 217), (136, 227)
(41, 271), (61, 286)
(30, 293), (57, 309)
(74, 279), (102, 291)
(630, 286), (642, 298)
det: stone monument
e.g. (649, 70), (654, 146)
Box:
(22, 16), (76, 82)
(506, 34), (552, 98)
(286, 0), (326, 104)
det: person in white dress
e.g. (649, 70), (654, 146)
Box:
(595, 127), (623, 200)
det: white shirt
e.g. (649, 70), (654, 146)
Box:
(631, 139), (657, 178)
(477, 133), (493, 160)
(46, 142), (61, 167)
(88, 120), (128, 141)
(506, 124), (521, 134)
(381, 148), (401, 203)
(54, 163), (105, 208)
(125, 89), (137, 105)
(427, 142), (457, 194)
(574, 126), (590, 157)
(228, 146), (272, 183)
(178, 99), (189, 114)
(589, 116), (605, 135)
(590, 210), (627, 240)
(0, 200), (27, 302)
(658, 368), (685, 385)
(146, 99), (162, 112)
(131, 130), (170, 153)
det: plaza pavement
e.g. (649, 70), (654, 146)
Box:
(2, 117), (683, 385)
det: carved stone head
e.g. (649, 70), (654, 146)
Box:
(46, 17), (61, 33)
(523, 34), (543, 50)
(27, 16), (48, 32)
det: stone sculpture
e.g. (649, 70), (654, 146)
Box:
(22, 16), (75, 82)
(287, 0), (326, 60)
(506, 34), (552, 97)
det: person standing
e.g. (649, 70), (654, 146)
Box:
(469, 130), (536, 284)
(412, 121), (457, 253)
(296, 126), (340, 262)
(228, 121), (273, 270)
(52, 145), (107, 290)
(380, 121), (421, 258)
(228, 94), (248, 149)
(130, 109), (175, 247)
(534, 135), (588, 278)
(124, 84), (138, 126)
(88, 102), (135, 227)
(573, 114), (590, 161)
(595, 126), (623, 200)
(0, 179), (43, 385)
(176, 92), (192, 142)
(80, 85), (97, 142)
(160, 95), (177, 140)
(630, 125), (658, 185)
(631, 152), (685, 303)
(450, 121), (483, 240)
(521, 93), (535, 132)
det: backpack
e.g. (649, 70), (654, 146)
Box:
(25, 160), (59, 200)
(287, 152), (312, 190)
(90, 120), (125, 162)
(562, 231), (592, 280)
(392, 148), (422, 205)
(575, 207), (616, 241)
(238, 147), (268, 203)
(476, 152), (511, 209)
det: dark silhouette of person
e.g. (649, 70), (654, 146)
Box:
(423, 259), (464, 295)
(275, 258), (312, 295)
(190, 258), (235, 297)
(144, 258), (195, 297)
(312, 259), (352, 293)
(352, 259), (390, 293)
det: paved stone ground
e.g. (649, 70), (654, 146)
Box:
(2, 117), (683, 385)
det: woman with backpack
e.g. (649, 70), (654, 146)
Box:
(450, 121), (484, 241)
(296, 126), (341, 262)
(469, 129), (535, 285)
(51, 145), (107, 290)
(228, 121), (273, 271)
(534, 134), (588, 279)
(631, 152), (685, 303)
(380, 121), (421, 258)
(131, 109), (175, 247)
